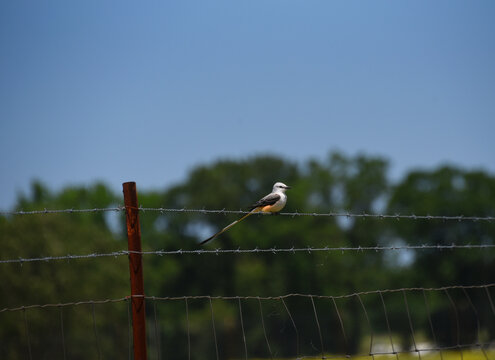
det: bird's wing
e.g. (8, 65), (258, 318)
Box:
(200, 192), (282, 245)
(249, 193), (281, 211)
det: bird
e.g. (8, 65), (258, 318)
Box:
(200, 182), (291, 245)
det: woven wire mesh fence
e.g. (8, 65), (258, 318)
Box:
(1, 285), (494, 359)
(142, 285), (495, 360)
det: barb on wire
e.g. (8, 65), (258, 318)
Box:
(1, 244), (494, 265)
(1, 206), (494, 222)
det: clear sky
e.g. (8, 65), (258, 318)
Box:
(1, 1), (494, 210)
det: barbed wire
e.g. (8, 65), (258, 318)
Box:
(0, 251), (129, 264)
(0, 207), (124, 215)
(137, 244), (495, 256)
(1, 243), (494, 265)
(1, 206), (494, 221)
(143, 208), (495, 222)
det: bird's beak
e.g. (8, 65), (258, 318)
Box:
(285, 185), (291, 189)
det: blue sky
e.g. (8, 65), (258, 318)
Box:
(1, 1), (494, 210)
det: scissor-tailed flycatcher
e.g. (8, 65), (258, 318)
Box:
(200, 182), (291, 245)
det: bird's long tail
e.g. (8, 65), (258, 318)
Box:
(200, 209), (258, 245)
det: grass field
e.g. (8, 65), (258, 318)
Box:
(372, 350), (494, 360)
(249, 350), (495, 360)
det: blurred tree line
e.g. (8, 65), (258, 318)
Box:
(1, 152), (494, 359)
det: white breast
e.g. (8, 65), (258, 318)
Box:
(267, 192), (287, 212)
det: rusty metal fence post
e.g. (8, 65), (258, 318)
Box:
(123, 182), (148, 360)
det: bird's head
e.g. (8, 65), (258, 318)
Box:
(273, 182), (291, 192)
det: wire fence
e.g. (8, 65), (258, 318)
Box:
(1, 202), (495, 359)
(2, 285), (495, 359)
(149, 285), (495, 360)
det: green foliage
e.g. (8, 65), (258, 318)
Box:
(1, 154), (494, 359)
(0, 181), (128, 359)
